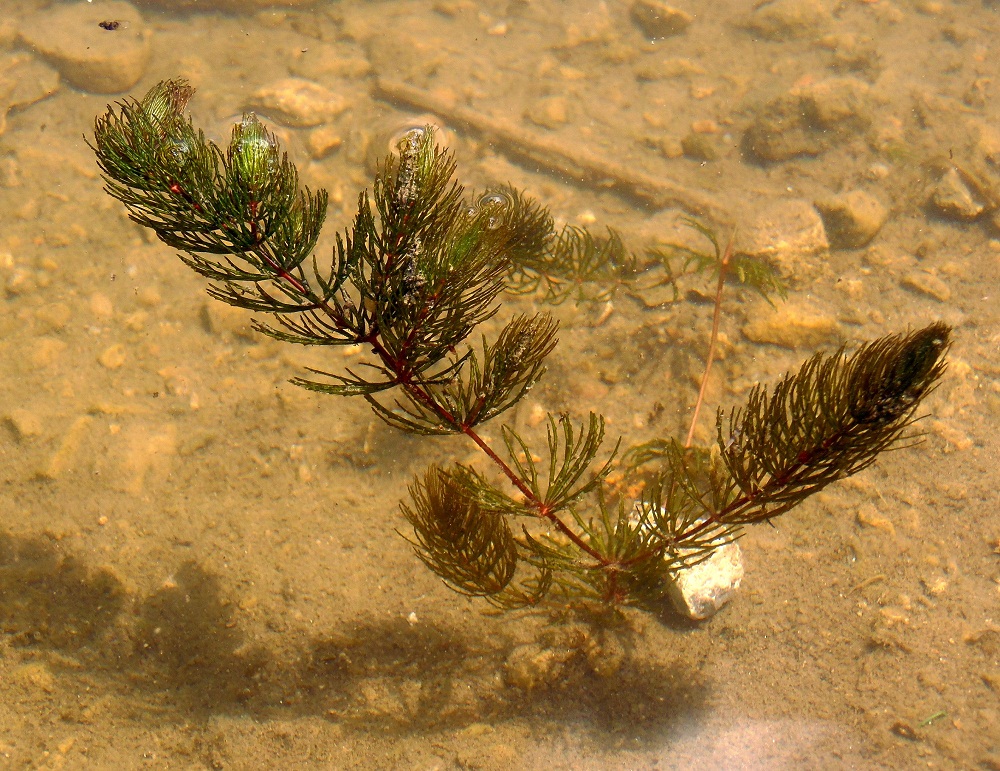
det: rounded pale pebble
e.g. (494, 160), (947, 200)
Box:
(18, 1), (152, 94)
(135, 286), (161, 307)
(744, 0), (831, 41)
(814, 190), (888, 248)
(90, 292), (114, 319)
(900, 271), (951, 302)
(246, 78), (350, 128)
(629, 0), (693, 39)
(307, 125), (343, 160)
(34, 302), (72, 332)
(742, 302), (842, 349)
(98, 344), (127, 370)
(524, 95), (571, 129)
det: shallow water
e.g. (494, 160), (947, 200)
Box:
(1, 0), (998, 768)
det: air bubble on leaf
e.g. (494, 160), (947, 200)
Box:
(366, 114), (454, 175)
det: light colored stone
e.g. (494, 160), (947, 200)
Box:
(814, 190), (888, 248)
(668, 541), (744, 620)
(90, 292), (114, 319)
(4, 408), (43, 440)
(307, 125), (343, 160)
(34, 302), (72, 332)
(0, 54), (60, 135)
(19, 1), (151, 94)
(736, 199), (829, 273)
(742, 302), (842, 348)
(929, 168), (986, 221)
(525, 95), (571, 129)
(38, 415), (92, 480)
(745, 0), (830, 41)
(901, 271), (951, 302)
(288, 45), (371, 81)
(247, 78), (349, 128)
(98, 343), (127, 370)
(630, 0), (693, 39)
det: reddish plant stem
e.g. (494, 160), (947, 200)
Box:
(255, 238), (610, 565)
(171, 179), (612, 570)
(684, 232), (735, 449)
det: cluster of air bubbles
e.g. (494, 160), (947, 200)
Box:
(366, 114), (453, 176)
(470, 190), (514, 230)
(167, 136), (192, 163)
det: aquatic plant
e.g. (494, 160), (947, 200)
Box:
(91, 80), (950, 614)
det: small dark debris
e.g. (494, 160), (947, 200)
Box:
(99, 20), (120, 31)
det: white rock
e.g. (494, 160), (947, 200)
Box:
(668, 541), (744, 620)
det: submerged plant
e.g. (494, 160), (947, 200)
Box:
(91, 80), (950, 614)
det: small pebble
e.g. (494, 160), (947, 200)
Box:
(901, 271), (951, 302)
(814, 190), (888, 248)
(525, 95), (570, 129)
(98, 344), (127, 370)
(630, 0), (693, 38)
(248, 78), (350, 128)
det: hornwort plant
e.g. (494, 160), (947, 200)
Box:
(91, 80), (950, 617)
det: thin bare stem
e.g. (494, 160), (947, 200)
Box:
(684, 231), (735, 449)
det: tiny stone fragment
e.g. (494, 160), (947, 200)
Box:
(524, 95), (570, 129)
(630, 0), (693, 39)
(929, 168), (986, 221)
(901, 271), (951, 302)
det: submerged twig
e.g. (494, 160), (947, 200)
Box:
(374, 78), (731, 221)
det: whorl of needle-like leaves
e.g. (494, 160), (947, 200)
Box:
(91, 79), (327, 282)
(718, 322), (951, 524)
(401, 466), (518, 597)
(365, 312), (560, 435)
